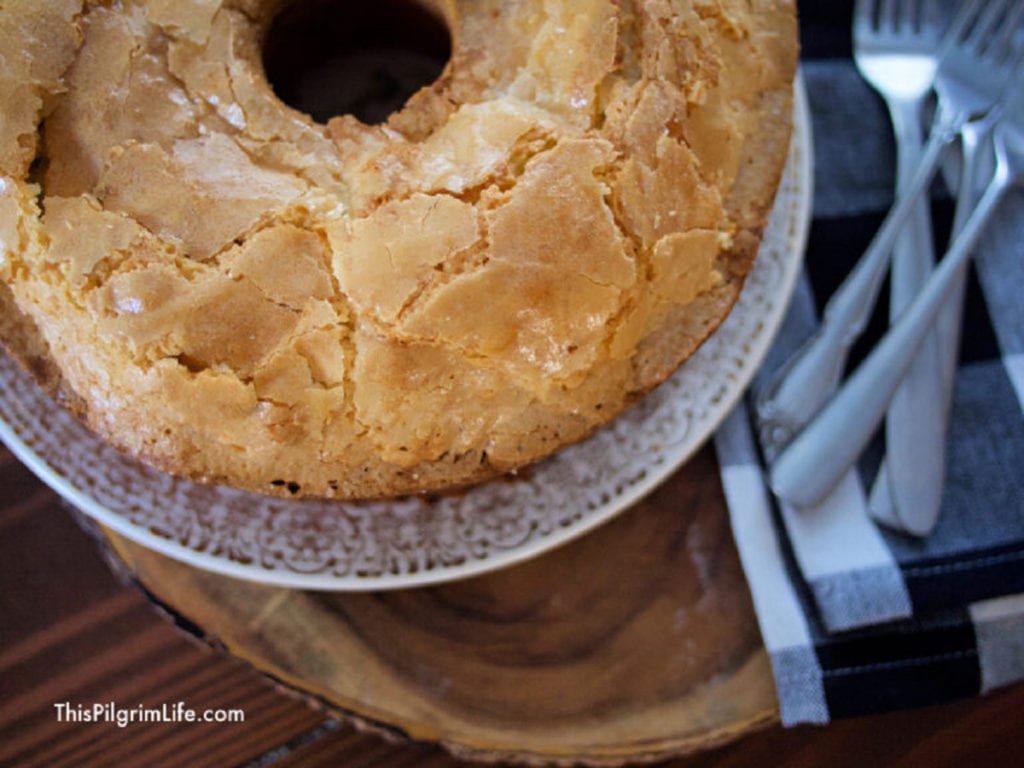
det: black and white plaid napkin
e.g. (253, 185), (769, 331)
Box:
(714, 1), (1024, 725)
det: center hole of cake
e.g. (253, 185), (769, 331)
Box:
(262, 0), (451, 125)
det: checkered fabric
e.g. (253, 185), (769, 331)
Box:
(715, 0), (1024, 725)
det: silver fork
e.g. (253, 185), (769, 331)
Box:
(853, 0), (945, 534)
(756, 0), (1023, 463)
(769, 71), (1024, 508)
(874, 4), (1024, 534)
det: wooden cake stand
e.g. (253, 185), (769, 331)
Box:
(97, 445), (778, 766)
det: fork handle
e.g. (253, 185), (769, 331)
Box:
(889, 98), (937, 316)
(769, 168), (1010, 509)
(871, 95), (944, 535)
(755, 119), (954, 457)
(871, 117), (995, 534)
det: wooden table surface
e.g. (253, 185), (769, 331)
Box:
(3, 442), (1023, 768)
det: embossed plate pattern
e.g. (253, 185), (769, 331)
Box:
(0, 78), (812, 591)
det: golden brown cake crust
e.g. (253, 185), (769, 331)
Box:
(0, 0), (797, 499)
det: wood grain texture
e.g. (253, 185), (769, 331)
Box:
(104, 446), (779, 766)
(5, 444), (1024, 767)
(0, 448), (326, 768)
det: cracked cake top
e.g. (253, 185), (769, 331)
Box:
(0, 0), (797, 499)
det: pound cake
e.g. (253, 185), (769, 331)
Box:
(0, 0), (797, 500)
